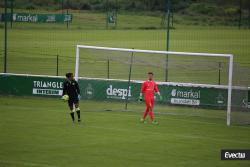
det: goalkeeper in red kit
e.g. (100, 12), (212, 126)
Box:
(139, 72), (162, 124)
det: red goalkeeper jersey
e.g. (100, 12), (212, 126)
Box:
(140, 80), (159, 97)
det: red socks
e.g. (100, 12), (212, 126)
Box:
(149, 111), (154, 121)
(143, 107), (154, 121)
(143, 108), (149, 119)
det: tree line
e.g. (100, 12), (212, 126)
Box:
(1, 0), (250, 12)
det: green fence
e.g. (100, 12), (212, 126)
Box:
(1, 73), (249, 109)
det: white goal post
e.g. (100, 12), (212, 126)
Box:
(75, 45), (234, 126)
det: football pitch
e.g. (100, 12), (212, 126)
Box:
(0, 9), (250, 167)
(0, 96), (250, 167)
(0, 27), (250, 84)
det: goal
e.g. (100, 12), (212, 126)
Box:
(75, 45), (249, 126)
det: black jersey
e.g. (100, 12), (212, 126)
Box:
(63, 79), (80, 98)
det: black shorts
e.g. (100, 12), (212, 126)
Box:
(68, 96), (79, 108)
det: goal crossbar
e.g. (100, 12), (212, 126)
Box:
(75, 45), (234, 126)
(76, 45), (232, 58)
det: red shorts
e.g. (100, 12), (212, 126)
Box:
(144, 95), (154, 108)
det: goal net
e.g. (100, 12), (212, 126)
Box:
(75, 45), (249, 126)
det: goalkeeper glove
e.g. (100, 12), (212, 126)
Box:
(78, 95), (81, 100)
(157, 94), (163, 101)
(138, 95), (143, 102)
(159, 95), (163, 101)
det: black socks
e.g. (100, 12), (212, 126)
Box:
(76, 110), (80, 120)
(70, 112), (75, 122)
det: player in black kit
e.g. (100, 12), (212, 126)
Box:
(62, 73), (81, 122)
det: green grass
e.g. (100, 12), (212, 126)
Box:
(0, 96), (250, 167)
(0, 8), (249, 167)
(0, 28), (249, 84)
(0, 9), (249, 84)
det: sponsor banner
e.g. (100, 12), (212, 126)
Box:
(170, 98), (200, 106)
(79, 78), (230, 109)
(221, 149), (250, 160)
(0, 74), (64, 97)
(0, 73), (249, 110)
(106, 85), (131, 100)
(33, 80), (63, 96)
(78, 79), (136, 101)
(32, 89), (63, 96)
(2, 13), (72, 23)
(170, 88), (201, 106)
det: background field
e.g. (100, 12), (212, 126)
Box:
(0, 7), (250, 84)
(0, 24), (250, 84)
(0, 96), (250, 167)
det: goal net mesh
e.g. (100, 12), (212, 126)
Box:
(231, 64), (249, 125)
(76, 46), (249, 125)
